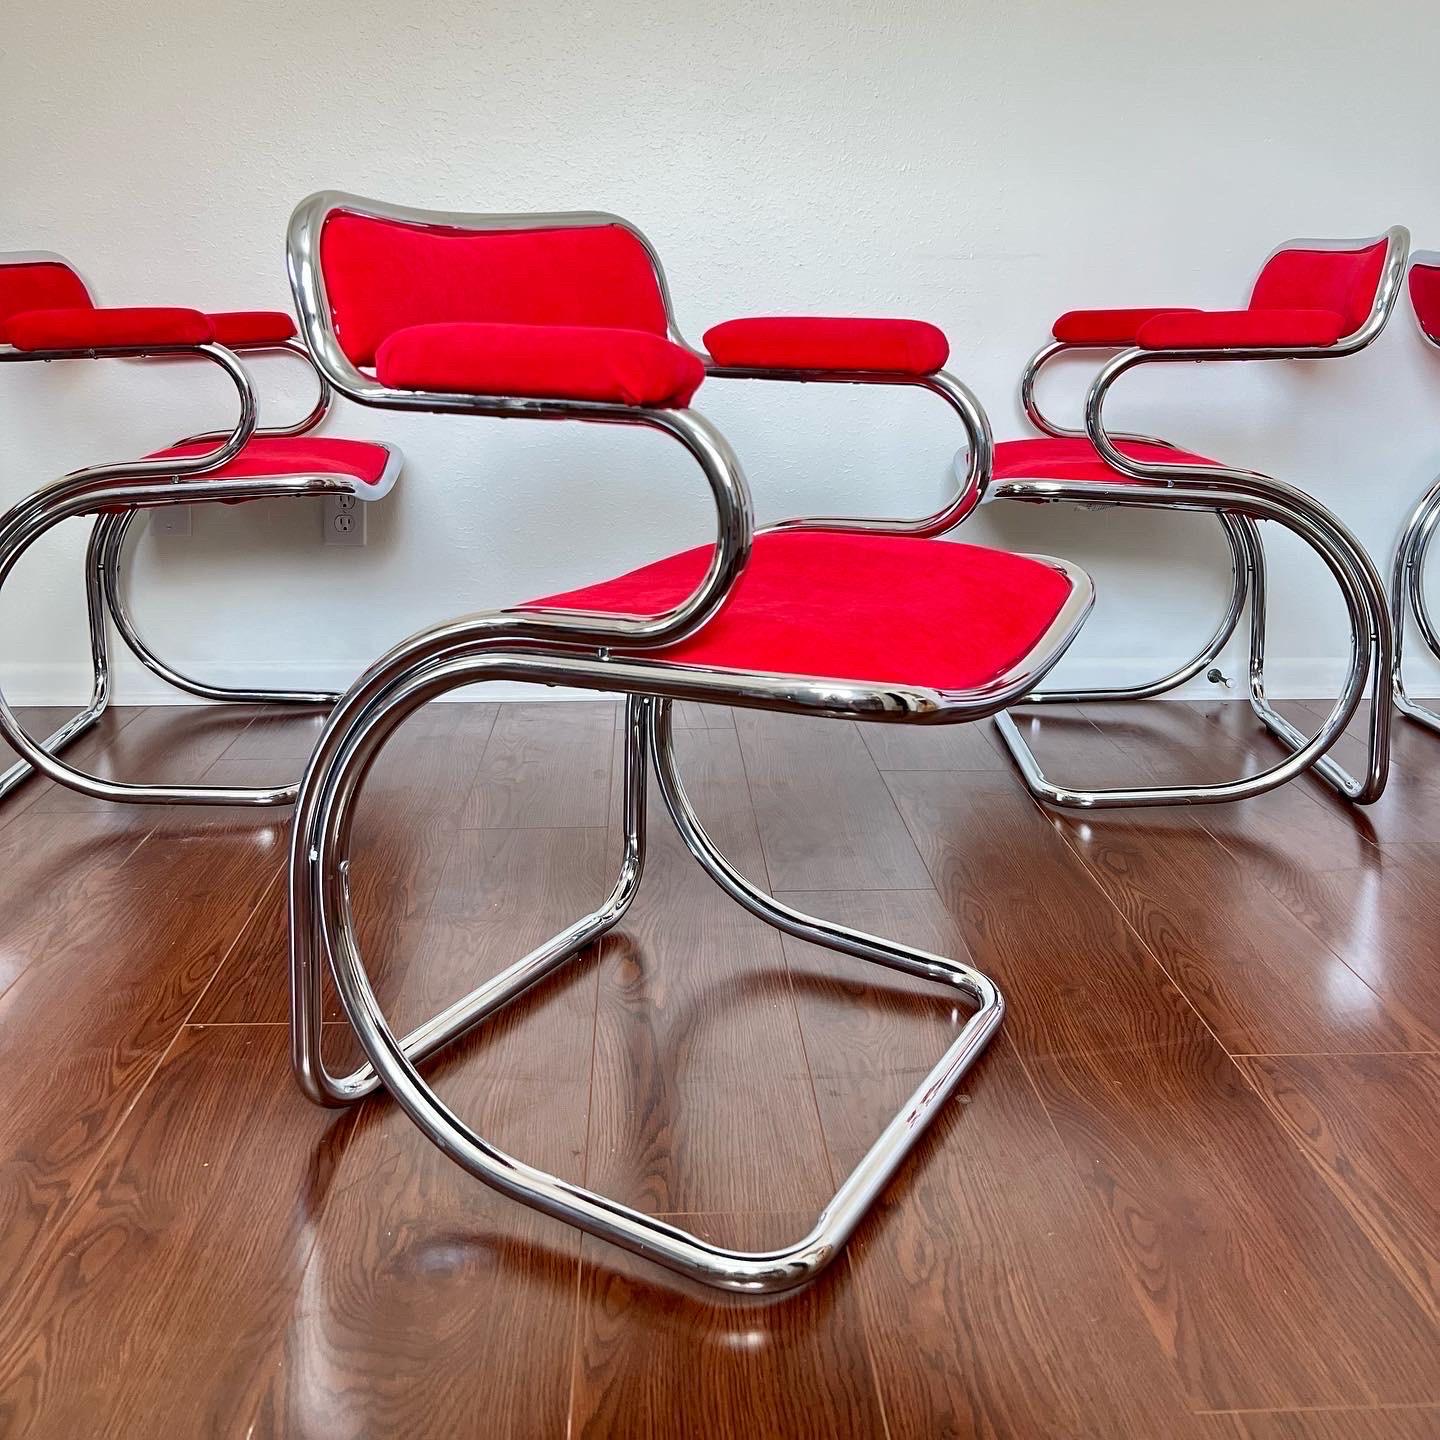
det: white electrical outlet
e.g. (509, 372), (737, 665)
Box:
(324, 492), (366, 546)
(150, 507), (192, 538)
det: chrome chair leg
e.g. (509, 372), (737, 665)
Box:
(1013, 508), (1249, 707)
(288, 688), (650, 1109)
(1232, 513), (1389, 799)
(291, 672), (1002, 1293)
(100, 508), (341, 706)
(990, 494), (1391, 808)
(1390, 472), (1440, 734)
(0, 512), (116, 803)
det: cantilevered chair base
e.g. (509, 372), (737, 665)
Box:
(0, 501), (345, 805)
(0, 372), (400, 807)
(984, 478), (1391, 809)
(1391, 469), (1440, 735)
(288, 554), (1092, 1293)
(975, 227), (1408, 809)
(0, 246), (402, 808)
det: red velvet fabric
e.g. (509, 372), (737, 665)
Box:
(1137, 307), (1345, 350)
(320, 213), (669, 366)
(1248, 239), (1387, 336)
(147, 436), (395, 486)
(993, 436), (1223, 485)
(208, 310), (297, 346)
(0, 261), (92, 341)
(522, 530), (1076, 691)
(375, 322), (705, 407)
(7, 306), (213, 352)
(1051, 307), (1199, 346)
(1409, 261), (1440, 345)
(702, 316), (949, 374)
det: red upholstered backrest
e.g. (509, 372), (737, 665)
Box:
(319, 213), (670, 367)
(0, 256), (92, 343)
(1248, 238), (1387, 337)
(1409, 258), (1440, 345)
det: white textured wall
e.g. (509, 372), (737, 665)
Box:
(4, 0), (1440, 702)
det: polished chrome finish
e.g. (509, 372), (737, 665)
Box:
(1018, 338), (1175, 449)
(1390, 471), (1440, 733)
(987, 472), (1381, 807)
(282, 190), (1105, 1287)
(100, 509), (340, 706)
(712, 367), (995, 535)
(985, 227), (1408, 808)
(0, 341), (366, 806)
(174, 338), (334, 444)
(1392, 250), (1440, 733)
(285, 587), (1095, 1285)
(0, 258), (385, 806)
(0, 513), (115, 802)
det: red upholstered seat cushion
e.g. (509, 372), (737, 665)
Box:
(1136, 308), (1345, 350)
(1052, 308), (1199, 346)
(7, 306), (214, 351)
(147, 436), (396, 488)
(0, 261), (92, 342)
(375, 321), (706, 408)
(522, 530), (1075, 692)
(208, 310), (297, 346)
(1409, 261), (1440, 346)
(993, 436), (1223, 485)
(703, 317), (949, 374)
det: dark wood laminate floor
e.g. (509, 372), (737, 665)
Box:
(0, 696), (1435, 1438)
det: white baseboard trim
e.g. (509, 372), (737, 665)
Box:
(6, 655), (1439, 707)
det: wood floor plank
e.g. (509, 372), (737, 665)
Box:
(1252, 841), (1440, 1050)
(885, 767), (1440, 1411)
(0, 706), (149, 829)
(859, 715), (1006, 771)
(0, 696), (1435, 1434)
(735, 710), (931, 890)
(0, 1026), (357, 1438)
(1205, 1406), (1440, 1438)
(26, 703), (267, 812)
(589, 724), (834, 1215)
(463, 700), (616, 829)
(571, 1212), (889, 1440)
(195, 703), (498, 1023)
(1238, 1055), (1438, 1318)
(776, 888), (1207, 1439)
(0, 807), (279, 1302)
(1038, 806), (1433, 1056)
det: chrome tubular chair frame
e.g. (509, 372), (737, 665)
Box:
(284, 191), (1092, 1291)
(0, 333), (367, 807)
(0, 260), (351, 806)
(1392, 250), (1440, 734)
(985, 227), (1408, 808)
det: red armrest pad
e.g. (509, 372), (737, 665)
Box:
(7, 306), (214, 352)
(374, 322), (706, 408)
(1409, 262), (1440, 345)
(703, 316), (949, 374)
(1136, 308), (1346, 350)
(208, 310), (297, 346)
(1052, 307), (1199, 346)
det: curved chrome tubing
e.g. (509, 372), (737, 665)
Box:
(985, 229), (1407, 810)
(1390, 471), (1440, 735)
(0, 341), (358, 807)
(282, 555), (1088, 1292)
(988, 472), (1389, 809)
(0, 336), (346, 808)
(291, 667), (1056, 1291)
(281, 189), (1101, 1289)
